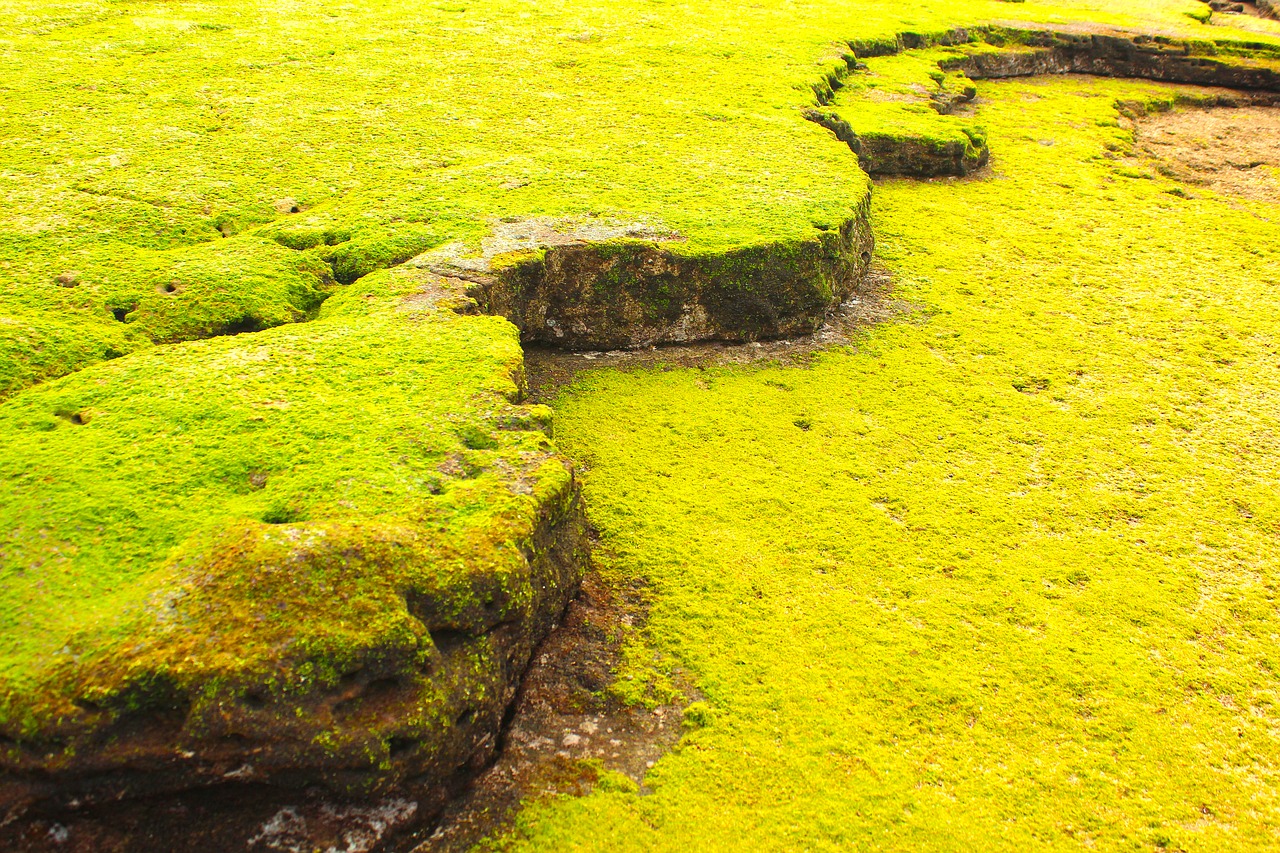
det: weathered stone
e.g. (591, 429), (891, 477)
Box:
(0, 269), (591, 848)
(416, 215), (875, 352)
(949, 28), (1280, 92)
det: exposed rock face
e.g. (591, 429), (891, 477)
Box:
(803, 108), (989, 177)
(854, 132), (988, 176)
(418, 214), (875, 351)
(948, 30), (1280, 91)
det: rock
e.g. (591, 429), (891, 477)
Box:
(945, 28), (1280, 93)
(54, 272), (80, 288)
(415, 214), (875, 351)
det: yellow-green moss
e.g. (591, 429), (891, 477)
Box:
(0, 266), (559, 730)
(2, 0), (1280, 837)
(4, 0), (1278, 395)
(503, 75), (1280, 851)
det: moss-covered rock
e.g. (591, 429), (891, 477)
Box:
(0, 0), (1278, 846)
(0, 267), (587, 815)
(811, 27), (1280, 177)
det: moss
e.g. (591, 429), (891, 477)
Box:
(1, 0), (1279, 835)
(0, 265), (560, 740)
(5, 0), (1275, 397)
(503, 74), (1280, 850)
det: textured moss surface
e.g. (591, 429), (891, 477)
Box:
(503, 76), (1280, 850)
(4, 0), (1279, 396)
(2, 0), (1280, 836)
(0, 267), (566, 748)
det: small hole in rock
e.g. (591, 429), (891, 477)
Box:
(111, 306), (135, 322)
(243, 691), (267, 710)
(429, 627), (470, 655)
(387, 736), (419, 757)
(456, 709), (475, 727)
(364, 677), (401, 698)
(290, 205), (300, 213)
(860, 251), (871, 264)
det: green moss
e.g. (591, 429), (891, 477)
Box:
(0, 265), (564, 733)
(4, 0), (1277, 396)
(503, 74), (1280, 850)
(1, 0), (1279, 834)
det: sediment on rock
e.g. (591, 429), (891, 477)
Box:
(1120, 103), (1280, 203)
(417, 210), (875, 352)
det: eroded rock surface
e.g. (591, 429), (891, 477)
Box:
(417, 215), (875, 351)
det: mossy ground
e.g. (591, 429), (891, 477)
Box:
(500, 76), (1280, 850)
(3, 0), (1280, 840)
(3, 0), (1278, 396)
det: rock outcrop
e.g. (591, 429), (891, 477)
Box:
(810, 27), (1280, 178)
(417, 214), (875, 351)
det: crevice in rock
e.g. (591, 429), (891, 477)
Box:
(409, 567), (697, 853)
